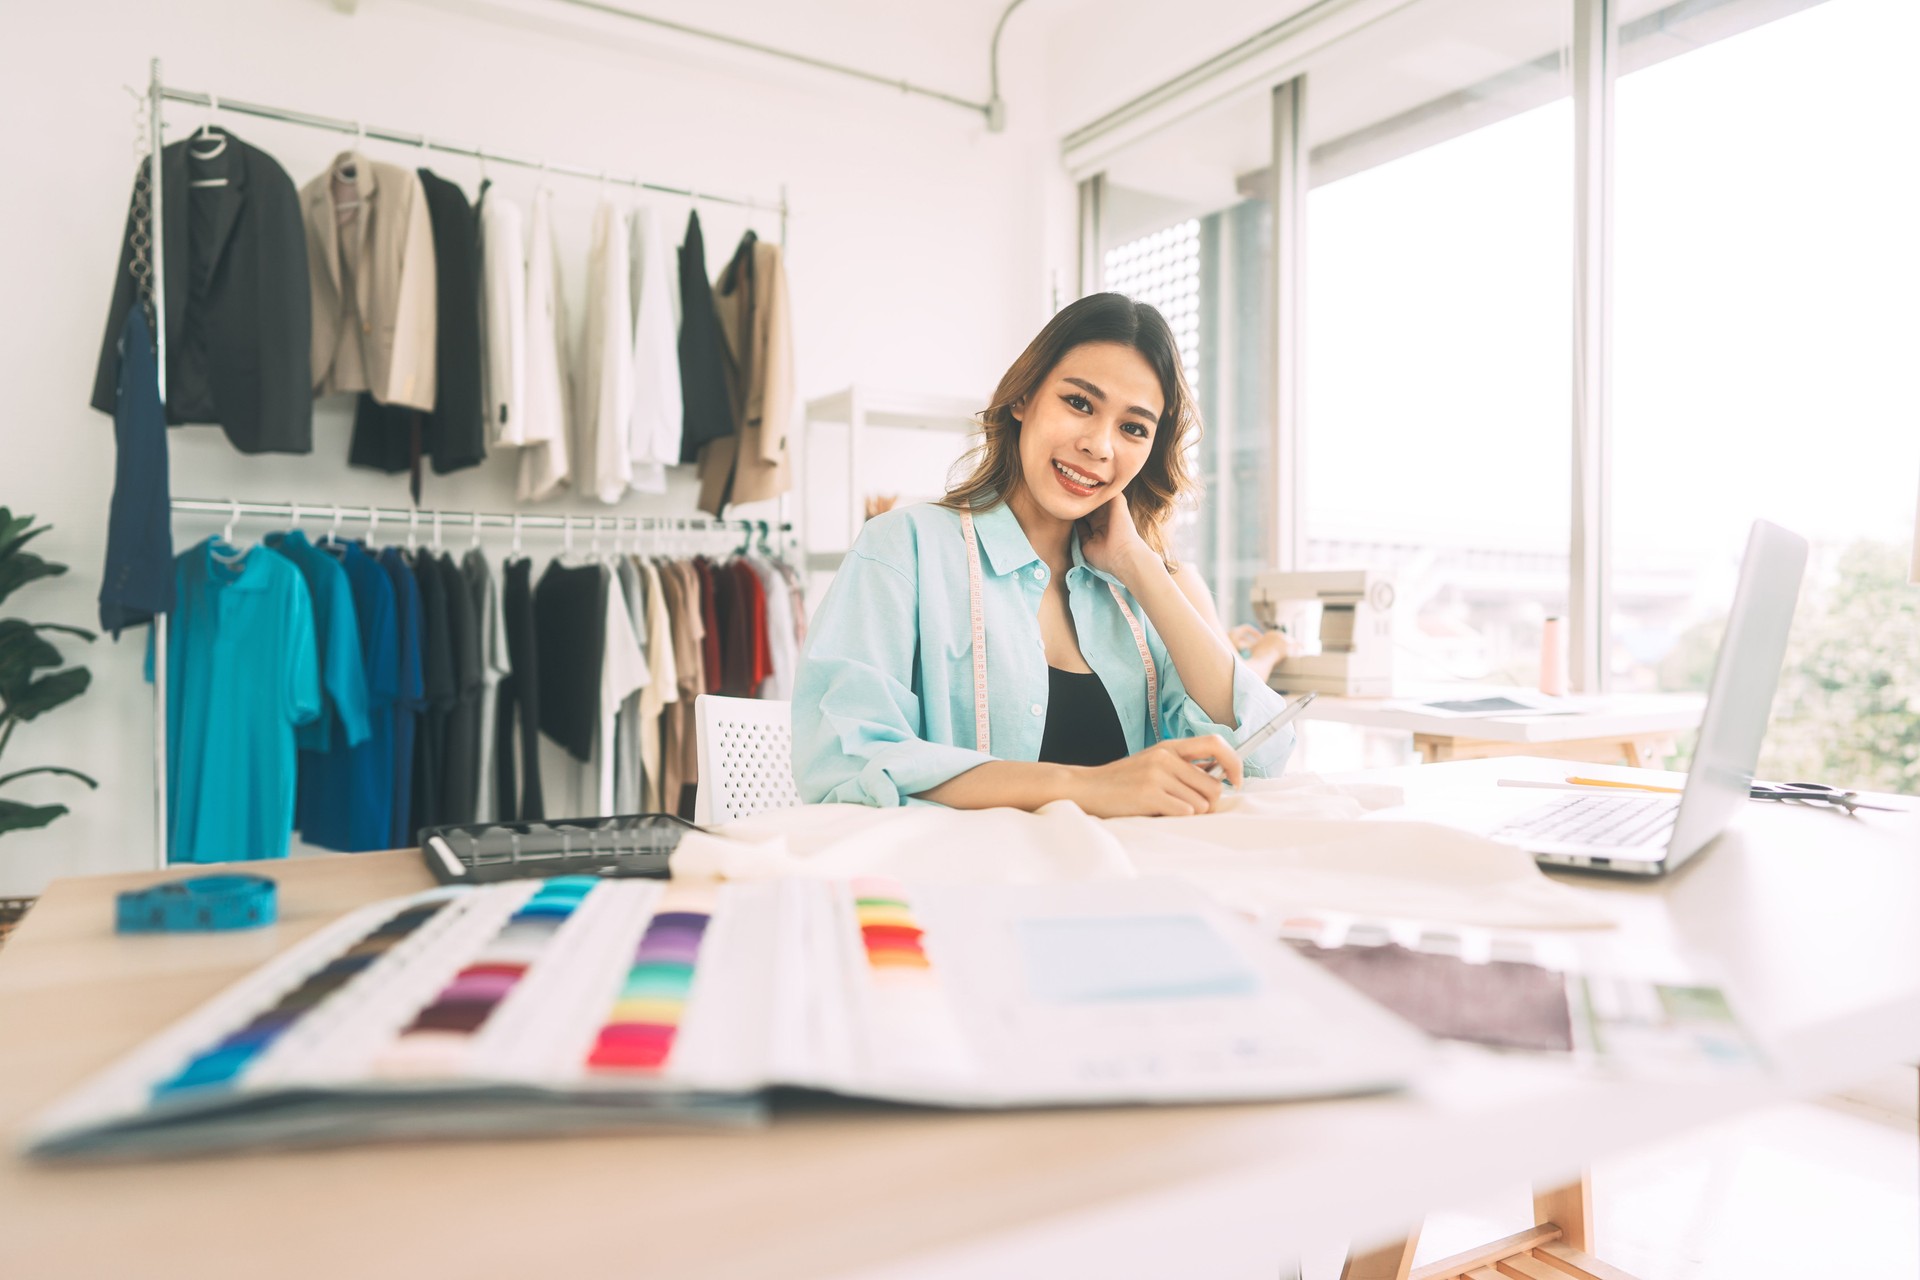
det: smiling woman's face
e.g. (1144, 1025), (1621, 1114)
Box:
(1011, 341), (1165, 526)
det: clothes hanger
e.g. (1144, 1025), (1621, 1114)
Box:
(188, 95), (229, 187)
(407, 509), (419, 552)
(211, 500), (246, 566)
(511, 513), (524, 557)
(431, 510), (444, 551)
(366, 505), (380, 548)
(470, 511), (483, 550)
(562, 514), (576, 561)
(334, 124), (365, 208)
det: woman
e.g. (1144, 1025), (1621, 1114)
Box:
(792, 293), (1296, 816)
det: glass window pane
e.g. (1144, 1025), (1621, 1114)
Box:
(1304, 0), (1574, 690)
(1612, 0), (1920, 793)
(1095, 86), (1275, 625)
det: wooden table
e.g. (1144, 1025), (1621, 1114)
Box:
(1, 757), (1914, 1280)
(1299, 691), (1706, 767)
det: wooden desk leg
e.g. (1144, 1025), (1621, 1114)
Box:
(1533, 1173), (1593, 1253)
(1339, 1228), (1421, 1280)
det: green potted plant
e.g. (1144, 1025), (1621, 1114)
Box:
(0, 508), (96, 834)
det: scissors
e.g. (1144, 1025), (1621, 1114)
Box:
(1748, 781), (1903, 814)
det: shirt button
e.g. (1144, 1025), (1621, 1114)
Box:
(1032, 567), (1045, 581)
(1030, 703), (1043, 716)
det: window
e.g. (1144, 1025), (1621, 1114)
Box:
(1612, 0), (1920, 793)
(1303, 0), (1573, 689)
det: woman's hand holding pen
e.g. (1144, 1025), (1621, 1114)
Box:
(1068, 735), (1243, 817)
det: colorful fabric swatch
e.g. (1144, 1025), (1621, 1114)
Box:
(381, 878), (598, 1074)
(586, 886), (716, 1073)
(853, 878), (932, 972)
(153, 899), (450, 1099)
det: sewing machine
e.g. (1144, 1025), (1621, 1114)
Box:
(1249, 569), (1396, 697)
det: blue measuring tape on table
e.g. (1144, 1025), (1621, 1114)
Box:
(115, 874), (277, 934)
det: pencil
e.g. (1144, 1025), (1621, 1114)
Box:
(1564, 775), (1683, 795)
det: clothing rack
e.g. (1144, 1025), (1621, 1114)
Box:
(169, 497), (794, 546)
(139, 54), (792, 867)
(152, 496), (793, 872)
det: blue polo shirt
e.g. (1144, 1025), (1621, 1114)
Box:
(266, 530), (371, 753)
(150, 539), (320, 861)
(299, 541), (399, 852)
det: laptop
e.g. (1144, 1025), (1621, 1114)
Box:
(1492, 519), (1808, 877)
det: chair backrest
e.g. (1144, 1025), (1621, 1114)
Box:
(692, 695), (801, 824)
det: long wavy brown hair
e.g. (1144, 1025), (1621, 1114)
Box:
(940, 293), (1201, 565)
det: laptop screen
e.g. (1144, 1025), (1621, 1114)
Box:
(1662, 520), (1808, 868)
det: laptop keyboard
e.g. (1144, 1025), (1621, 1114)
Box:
(1496, 794), (1678, 849)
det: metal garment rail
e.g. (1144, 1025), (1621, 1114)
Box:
(169, 498), (792, 542)
(154, 66), (789, 243)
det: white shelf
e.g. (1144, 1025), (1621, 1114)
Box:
(799, 387), (983, 572)
(804, 389), (981, 433)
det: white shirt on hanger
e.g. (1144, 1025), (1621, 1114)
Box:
(480, 191), (528, 448)
(517, 189), (573, 503)
(578, 200), (635, 505)
(596, 563), (650, 814)
(627, 205), (684, 495)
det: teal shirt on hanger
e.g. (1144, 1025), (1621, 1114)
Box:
(149, 539), (321, 861)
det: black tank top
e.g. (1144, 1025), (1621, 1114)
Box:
(1037, 667), (1129, 768)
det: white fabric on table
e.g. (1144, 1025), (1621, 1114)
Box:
(672, 775), (1614, 930)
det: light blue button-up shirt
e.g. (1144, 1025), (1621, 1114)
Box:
(793, 500), (1295, 807)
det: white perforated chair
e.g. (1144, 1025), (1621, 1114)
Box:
(692, 695), (802, 824)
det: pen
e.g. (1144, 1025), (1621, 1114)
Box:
(1201, 692), (1317, 781)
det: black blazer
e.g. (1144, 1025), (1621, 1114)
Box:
(90, 129), (312, 454)
(677, 210), (734, 464)
(346, 169), (486, 487)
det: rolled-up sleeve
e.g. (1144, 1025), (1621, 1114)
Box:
(1155, 644), (1296, 778)
(792, 543), (992, 807)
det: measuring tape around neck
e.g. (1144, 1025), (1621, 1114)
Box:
(959, 506), (1159, 754)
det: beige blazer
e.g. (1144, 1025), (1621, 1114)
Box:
(302, 153), (437, 411)
(698, 236), (793, 515)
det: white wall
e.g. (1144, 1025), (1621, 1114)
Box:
(0, 0), (1073, 894)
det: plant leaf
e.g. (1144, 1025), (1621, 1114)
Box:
(0, 619), (63, 678)
(0, 766), (98, 790)
(0, 550), (65, 609)
(0, 510), (37, 555)
(0, 798), (70, 835)
(0, 522), (49, 566)
(32, 623), (97, 643)
(4, 667), (90, 722)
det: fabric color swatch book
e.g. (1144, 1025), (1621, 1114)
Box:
(25, 876), (1427, 1160)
